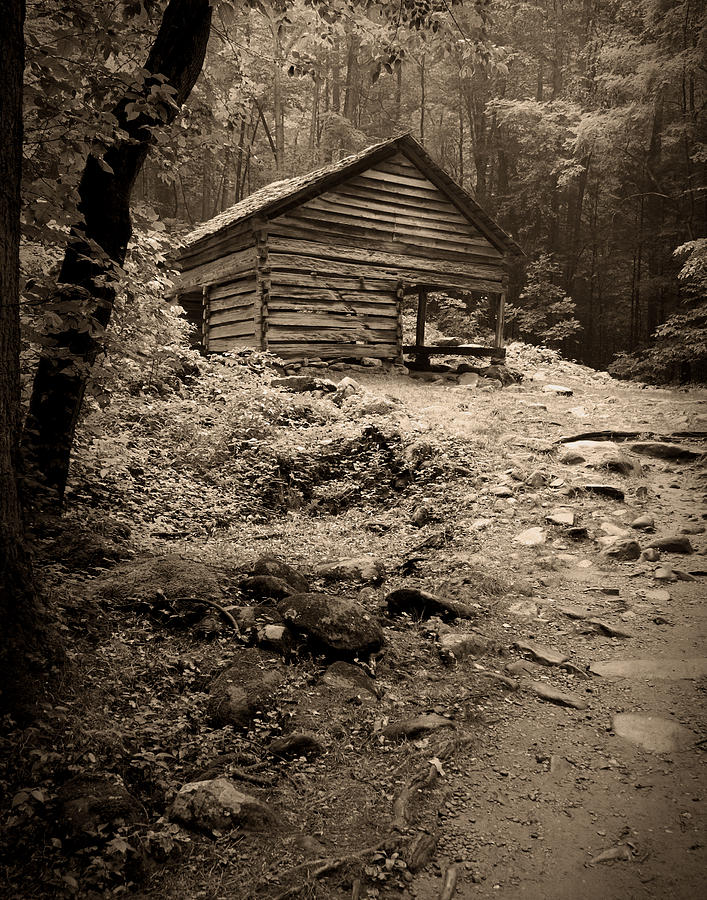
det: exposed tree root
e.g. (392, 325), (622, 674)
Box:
(172, 596), (238, 630)
(439, 864), (458, 900)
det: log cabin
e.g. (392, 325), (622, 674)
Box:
(173, 133), (522, 364)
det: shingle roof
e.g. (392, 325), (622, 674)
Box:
(178, 133), (523, 256)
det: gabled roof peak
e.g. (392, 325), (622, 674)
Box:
(179, 133), (522, 256)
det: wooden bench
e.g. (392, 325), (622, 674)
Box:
(403, 344), (506, 363)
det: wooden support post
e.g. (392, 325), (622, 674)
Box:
(416, 286), (427, 348)
(202, 285), (210, 352)
(254, 218), (269, 351)
(495, 290), (506, 350)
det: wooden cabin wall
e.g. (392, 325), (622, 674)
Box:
(264, 270), (401, 360)
(206, 270), (260, 353)
(266, 153), (507, 296)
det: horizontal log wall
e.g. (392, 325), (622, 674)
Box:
(266, 153), (506, 301)
(206, 270), (259, 353)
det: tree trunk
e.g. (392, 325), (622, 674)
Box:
(0, 0), (52, 713)
(419, 56), (426, 142)
(22, 0), (212, 507)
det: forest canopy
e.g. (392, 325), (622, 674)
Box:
(19, 0), (707, 379)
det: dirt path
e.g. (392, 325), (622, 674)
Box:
(386, 372), (707, 899)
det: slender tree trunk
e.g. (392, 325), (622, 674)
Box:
(22, 0), (213, 507)
(419, 56), (426, 142)
(331, 36), (341, 112)
(343, 33), (360, 124)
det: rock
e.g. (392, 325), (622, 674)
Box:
(251, 555), (310, 592)
(601, 539), (641, 561)
(271, 375), (337, 393)
(545, 508), (576, 526)
(645, 588), (671, 602)
(630, 515), (655, 531)
(654, 566), (676, 581)
(542, 384), (573, 396)
(316, 556), (385, 582)
(490, 485), (514, 498)
(567, 526), (590, 541)
(269, 732), (324, 760)
(438, 631), (490, 664)
(208, 659), (283, 728)
(470, 518), (493, 532)
(362, 357), (383, 367)
(506, 659), (543, 677)
(235, 606), (257, 629)
(57, 775), (143, 839)
(646, 535), (694, 554)
(92, 554), (223, 605)
(332, 376), (362, 403)
(458, 373), (480, 387)
(526, 471), (547, 488)
(612, 714), (694, 753)
(568, 484), (625, 501)
(385, 588), (476, 621)
(255, 624), (295, 656)
(629, 441), (702, 461)
(525, 681), (587, 709)
(354, 397), (397, 416)
(681, 523), (706, 535)
(559, 441), (640, 476)
(600, 521), (631, 538)
(239, 575), (295, 602)
(411, 502), (437, 527)
(642, 548), (660, 562)
(508, 600), (539, 618)
(278, 593), (384, 656)
(514, 640), (568, 667)
(383, 713), (455, 741)
(514, 527), (546, 547)
(558, 604), (590, 620)
(170, 778), (275, 832)
(585, 618), (634, 638)
(321, 661), (380, 699)
(590, 657), (707, 679)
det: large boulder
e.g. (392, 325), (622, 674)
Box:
(170, 778), (276, 832)
(57, 775), (143, 840)
(251, 554), (310, 592)
(559, 441), (640, 476)
(277, 592), (384, 656)
(208, 652), (284, 728)
(91, 554), (223, 604)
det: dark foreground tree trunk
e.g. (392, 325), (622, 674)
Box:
(0, 0), (50, 714)
(22, 0), (213, 507)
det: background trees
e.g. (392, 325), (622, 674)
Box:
(125, 0), (703, 376)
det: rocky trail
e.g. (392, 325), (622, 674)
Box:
(2, 348), (706, 899)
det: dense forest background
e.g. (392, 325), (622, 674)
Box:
(21, 0), (706, 378)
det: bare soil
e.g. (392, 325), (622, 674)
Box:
(2, 353), (705, 900)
